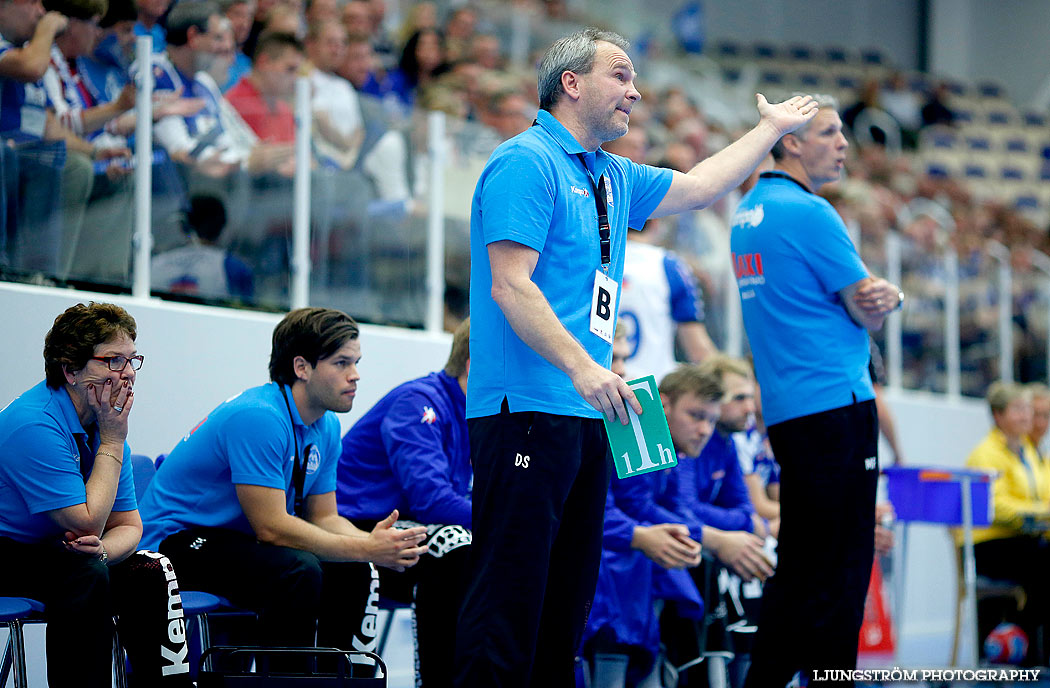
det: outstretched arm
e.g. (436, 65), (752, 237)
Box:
(651, 94), (818, 217)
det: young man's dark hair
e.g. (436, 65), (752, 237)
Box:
(185, 194), (227, 243)
(43, 302), (137, 388)
(269, 307), (359, 386)
(165, 0), (219, 46)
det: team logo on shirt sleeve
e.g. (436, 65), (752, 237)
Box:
(421, 406), (437, 424)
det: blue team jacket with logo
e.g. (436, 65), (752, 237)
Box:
(336, 371), (471, 527)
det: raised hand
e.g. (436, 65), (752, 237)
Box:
(86, 379), (133, 446)
(756, 93), (819, 137)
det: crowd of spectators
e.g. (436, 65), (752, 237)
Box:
(0, 0), (1045, 395)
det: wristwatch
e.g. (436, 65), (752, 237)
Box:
(98, 544), (108, 564)
(894, 289), (905, 311)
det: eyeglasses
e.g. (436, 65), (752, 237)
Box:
(91, 355), (144, 371)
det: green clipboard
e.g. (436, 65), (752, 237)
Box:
(602, 375), (678, 479)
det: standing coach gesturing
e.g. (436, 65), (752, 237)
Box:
(455, 27), (817, 688)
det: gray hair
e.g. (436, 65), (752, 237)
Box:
(770, 93), (840, 160)
(537, 27), (630, 112)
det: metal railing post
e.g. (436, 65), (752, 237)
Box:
(945, 250), (961, 398)
(886, 231), (903, 390)
(291, 76), (311, 309)
(988, 241), (1013, 382)
(424, 111), (447, 333)
(131, 35), (153, 299)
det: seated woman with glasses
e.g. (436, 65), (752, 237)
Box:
(0, 302), (192, 688)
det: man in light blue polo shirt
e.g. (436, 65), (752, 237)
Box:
(730, 95), (904, 688)
(457, 26), (819, 688)
(139, 307), (428, 665)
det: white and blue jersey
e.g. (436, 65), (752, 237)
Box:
(619, 240), (705, 381)
(0, 381), (135, 543)
(468, 109), (672, 419)
(0, 34), (48, 142)
(337, 371), (471, 527)
(730, 172), (873, 426)
(734, 424), (779, 487)
(138, 382), (340, 550)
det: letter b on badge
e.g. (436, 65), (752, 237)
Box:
(590, 270), (618, 343)
(596, 287), (611, 320)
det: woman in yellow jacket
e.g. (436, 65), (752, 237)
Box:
(966, 381), (1050, 660)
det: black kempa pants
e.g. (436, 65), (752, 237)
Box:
(455, 403), (610, 688)
(744, 399), (878, 688)
(351, 518), (472, 687)
(160, 527), (378, 657)
(0, 538), (193, 688)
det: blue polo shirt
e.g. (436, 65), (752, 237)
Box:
(730, 173), (873, 426)
(0, 34), (48, 142)
(138, 382), (340, 550)
(337, 371), (471, 527)
(468, 109), (672, 419)
(0, 381), (135, 543)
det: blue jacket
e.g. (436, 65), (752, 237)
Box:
(586, 468), (705, 659)
(336, 371), (471, 526)
(678, 429), (755, 534)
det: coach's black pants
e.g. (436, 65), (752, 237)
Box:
(744, 399), (878, 688)
(455, 404), (610, 688)
(160, 527), (377, 656)
(352, 518), (471, 687)
(0, 538), (192, 688)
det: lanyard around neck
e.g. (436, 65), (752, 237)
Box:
(576, 153), (611, 272)
(280, 386), (308, 518)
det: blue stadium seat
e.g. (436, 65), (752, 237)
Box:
(798, 72), (823, 88)
(753, 42), (777, 59)
(1014, 195), (1040, 211)
(787, 45), (812, 61)
(825, 46), (848, 63)
(714, 41), (741, 57)
(0, 597), (34, 688)
(1023, 112), (1047, 127)
(986, 110), (1012, 126)
(977, 82), (1004, 99)
(860, 49), (885, 65)
(963, 164), (987, 179)
(965, 136), (991, 152)
(1003, 137), (1028, 154)
(1001, 167), (1026, 182)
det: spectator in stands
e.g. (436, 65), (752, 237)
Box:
(151, 193), (254, 301)
(476, 88), (531, 141)
(583, 363), (713, 688)
(83, 0), (133, 94)
(138, 308), (429, 662)
(880, 71), (922, 145)
(147, 1), (270, 177)
(338, 33), (372, 89)
(219, 0), (254, 89)
(0, 302), (192, 688)
(387, 27), (447, 110)
(966, 380), (1050, 664)
(0, 0), (128, 279)
(341, 0), (370, 40)
(337, 318), (472, 686)
(921, 82), (954, 127)
(442, 5), (475, 63)
(307, 18), (410, 204)
(226, 31), (300, 143)
(302, 0), (334, 26)
(132, 0), (167, 52)
(469, 33), (502, 71)
(1028, 383), (1050, 458)
(44, 0), (136, 139)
